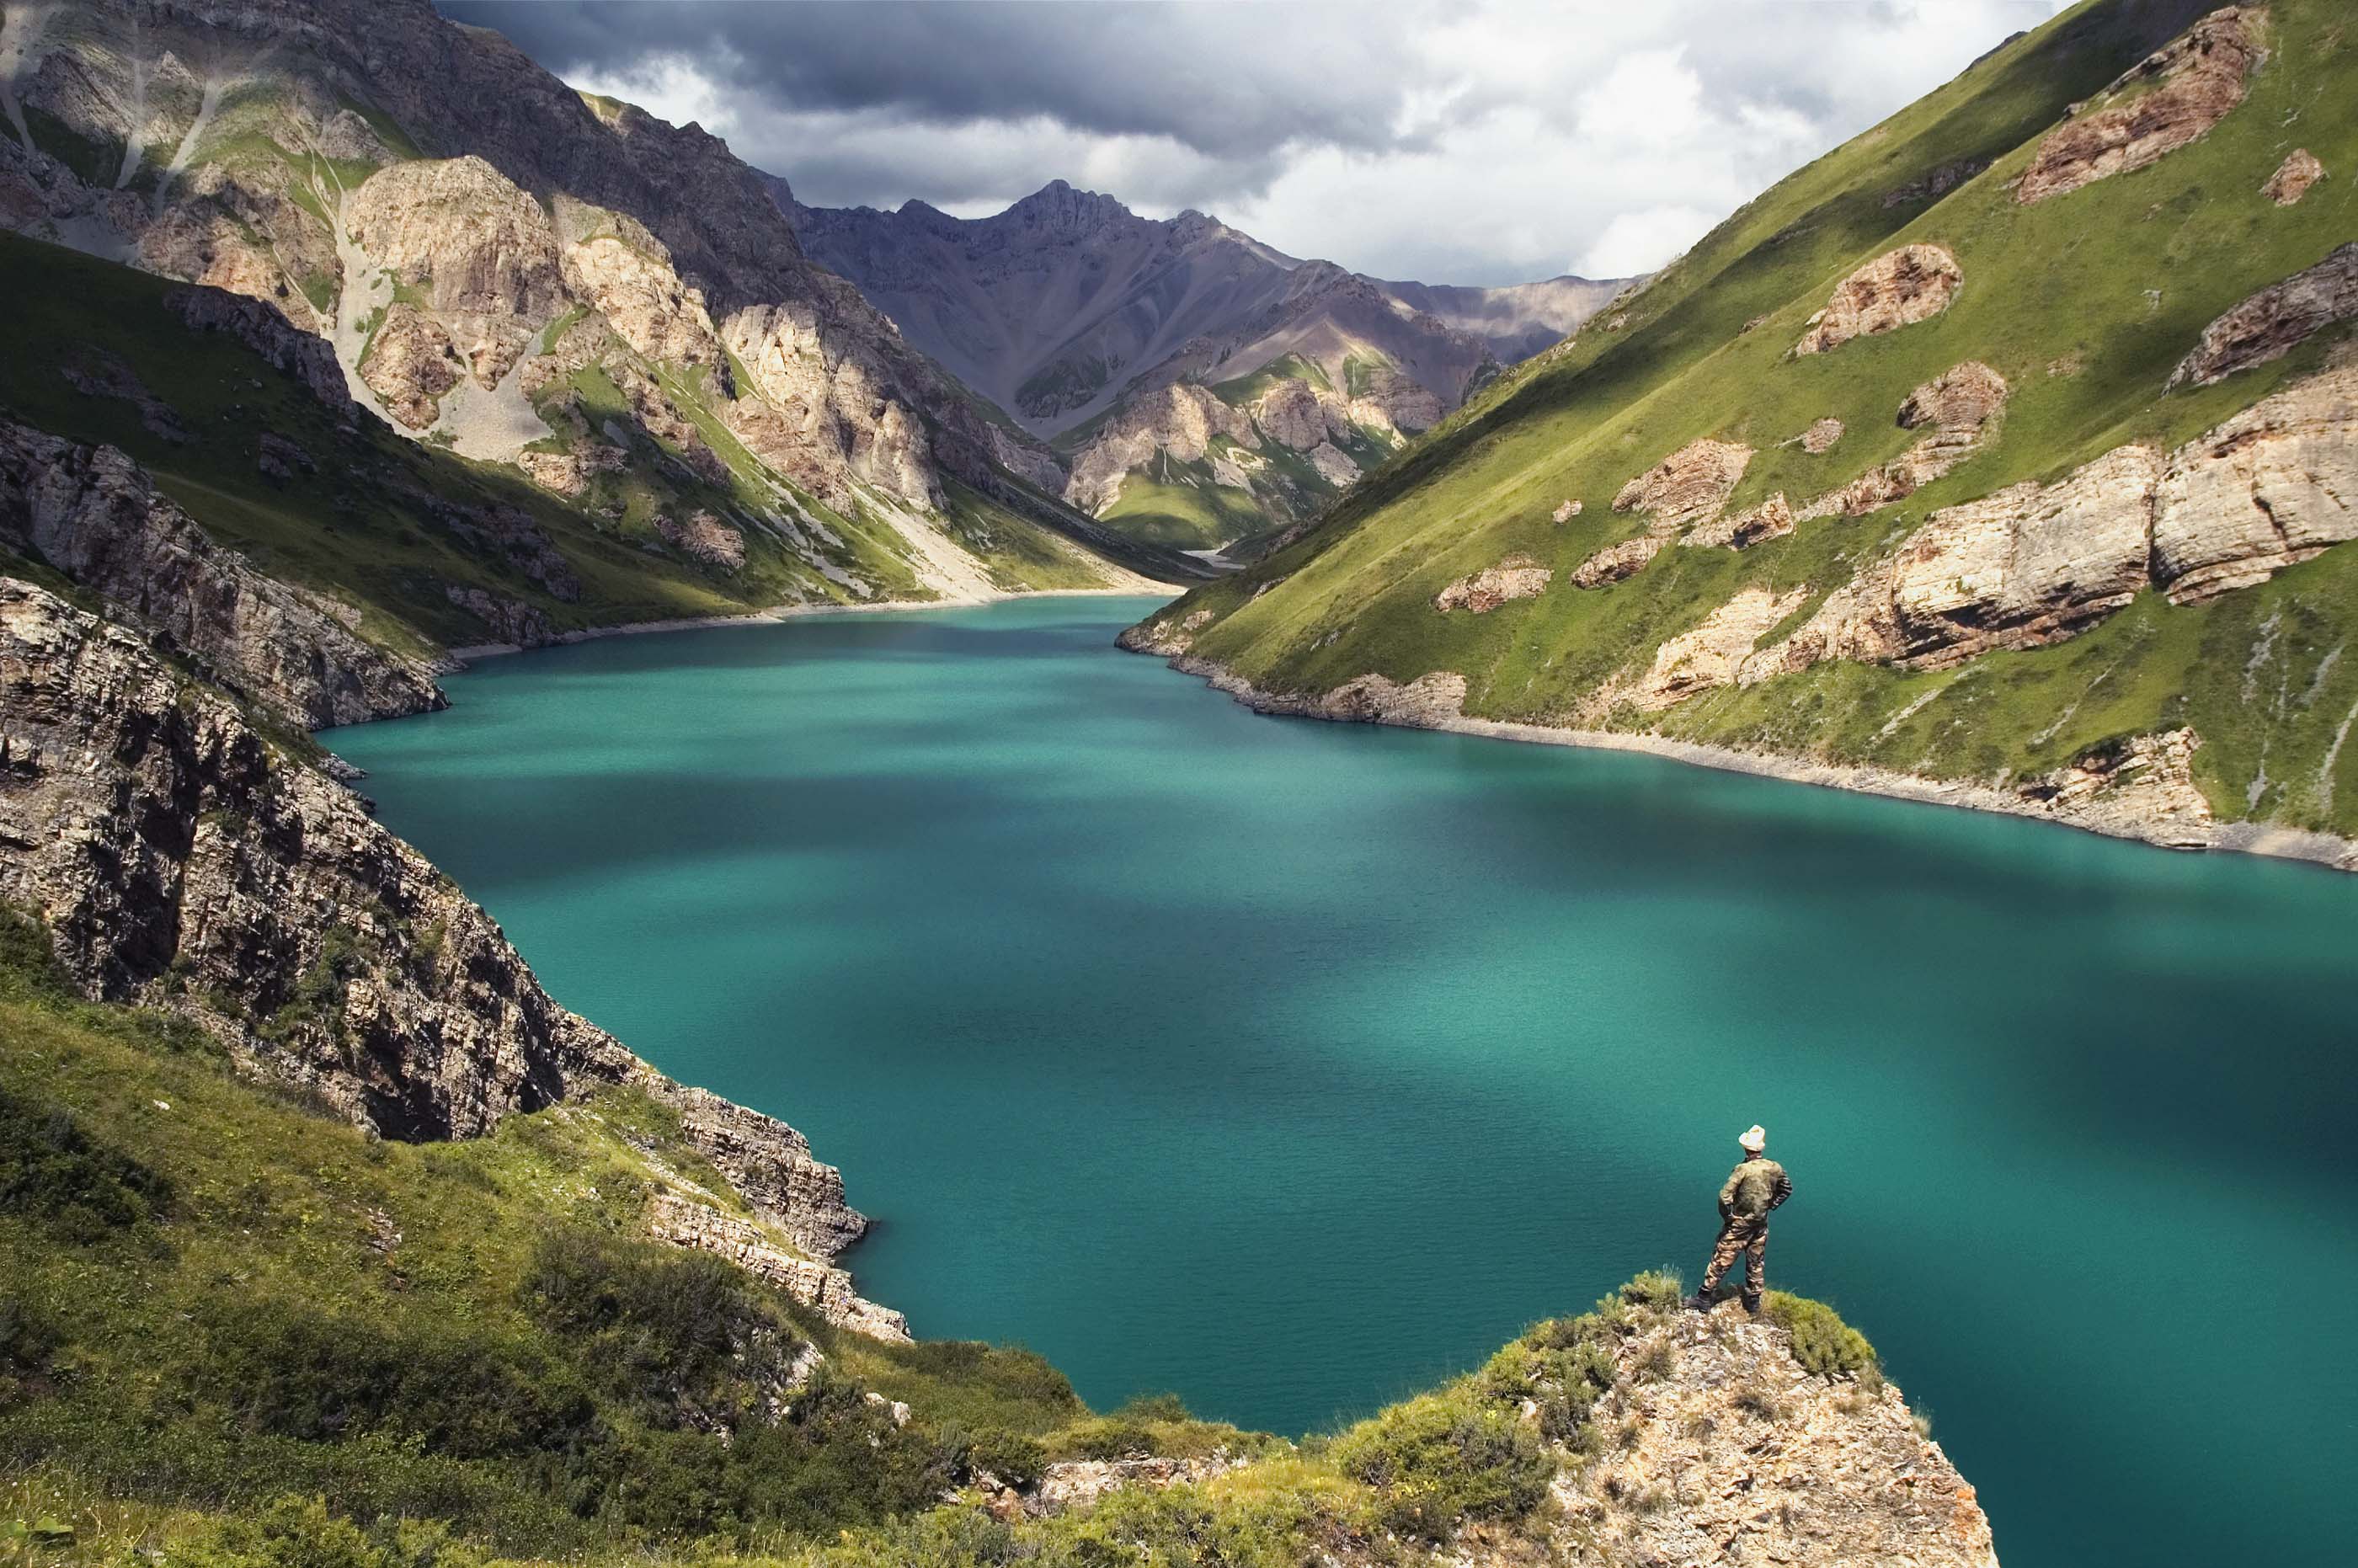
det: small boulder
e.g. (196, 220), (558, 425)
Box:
(2262, 149), (2323, 207)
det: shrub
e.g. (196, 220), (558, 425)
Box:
(0, 1085), (175, 1238)
(1330, 1389), (1550, 1540)
(1762, 1292), (1877, 1379)
(963, 1430), (1047, 1491)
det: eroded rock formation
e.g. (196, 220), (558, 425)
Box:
(2017, 7), (2265, 204)
(645, 1193), (907, 1341)
(1794, 244), (1961, 355)
(2262, 148), (2324, 205)
(2153, 357), (2358, 600)
(1611, 438), (1754, 532)
(1434, 555), (1552, 613)
(1571, 536), (1664, 588)
(2169, 243), (2358, 387)
(0, 422), (442, 727)
(1801, 360), (2010, 520)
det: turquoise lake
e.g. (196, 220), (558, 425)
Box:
(332, 595), (2358, 1568)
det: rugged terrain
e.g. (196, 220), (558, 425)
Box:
(1127, 0), (2358, 867)
(787, 183), (1624, 554)
(0, 0), (1201, 680)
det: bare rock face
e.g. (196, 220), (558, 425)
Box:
(2169, 243), (2358, 387)
(1304, 440), (1359, 488)
(555, 197), (722, 369)
(0, 421), (442, 728)
(2017, 7), (2265, 205)
(1881, 154), (1993, 209)
(0, 577), (874, 1262)
(1801, 360), (2009, 520)
(1614, 585), (1810, 711)
(166, 286), (354, 413)
(517, 444), (629, 498)
(1611, 438), (1753, 533)
(2017, 728), (2213, 843)
(1571, 535), (1664, 588)
(345, 157), (568, 388)
(1794, 244), (1961, 355)
(1686, 491), (1796, 551)
(362, 304), (463, 429)
(644, 1193), (908, 1341)
(1064, 384), (1257, 511)
(655, 509), (748, 573)
(2262, 148), (2323, 205)
(1252, 378), (1333, 451)
(445, 584), (554, 648)
(1800, 417), (1846, 453)
(1556, 1301), (1998, 1567)
(1551, 498), (1583, 523)
(1435, 554), (1553, 613)
(1113, 605), (1217, 658)
(2152, 359), (2358, 601)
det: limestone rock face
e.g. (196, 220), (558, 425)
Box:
(2018, 728), (2213, 843)
(1614, 585), (1810, 711)
(1551, 498), (1583, 522)
(0, 577), (872, 1261)
(345, 157), (568, 388)
(1686, 492), (1796, 551)
(1435, 554), (1552, 613)
(2017, 7), (2265, 204)
(517, 444), (629, 498)
(644, 1193), (907, 1341)
(0, 422), (442, 728)
(1769, 445), (2161, 678)
(1612, 438), (1753, 533)
(1571, 535), (1663, 588)
(1063, 384), (1257, 512)
(655, 509), (748, 573)
(556, 199), (722, 368)
(1252, 378), (1333, 450)
(2152, 359), (2358, 601)
(2263, 148), (2324, 205)
(1800, 417), (1846, 453)
(1556, 1301), (1998, 1567)
(361, 304), (463, 429)
(2169, 243), (2358, 387)
(1794, 244), (1961, 355)
(165, 286), (354, 413)
(1801, 360), (2009, 521)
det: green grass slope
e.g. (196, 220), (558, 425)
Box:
(1140, 0), (2358, 839)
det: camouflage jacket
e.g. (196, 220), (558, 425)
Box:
(1718, 1158), (1792, 1222)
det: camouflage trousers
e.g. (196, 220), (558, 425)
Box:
(1701, 1216), (1768, 1299)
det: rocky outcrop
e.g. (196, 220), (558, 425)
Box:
(555, 199), (722, 369)
(1881, 155), (1993, 209)
(1064, 384), (1258, 511)
(644, 1193), (907, 1341)
(2169, 243), (2358, 387)
(655, 510), (747, 573)
(2263, 148), (2323, 205)
(2016, 728), (2213, 844)
(1801, 361), (2009, 522)
(2152, 358), (2358, 601)
(1611, 439), (1753, 533)
(1794, 244), (1961, 355)
(1027, 1454), (1248, 1518)
(0, 576), (875, 1263)
(1556, 1300), (1998, 1566)
(1551, 498), (1584, 523)
(0, 422), (441, 728)
(361, 304), (463, 429)
(2017, 7), (2265, 205)
(516, 444), (629, 498)
(1571, 536), (1663, 588)
(1685, 492), (1795, 551)
(1799, 417), (1845, 453)
(1434, 555), (1552, 613)
(1252, 379), (1332, 450)
(1613, 585), (1810, 711)
(166, 286), (354, 413)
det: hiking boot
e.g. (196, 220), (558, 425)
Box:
(1741, 1291), (1763, 1317)
(1685, 1291), (1714, 1312)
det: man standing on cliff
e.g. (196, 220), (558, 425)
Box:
(1689, 1124), (1790, 1315)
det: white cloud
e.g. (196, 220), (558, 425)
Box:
(539, 0), (2075, 285)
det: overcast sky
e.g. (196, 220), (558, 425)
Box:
(441, 1), (2067, 286)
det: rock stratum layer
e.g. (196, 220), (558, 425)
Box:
(1126, 0), (2358, 867)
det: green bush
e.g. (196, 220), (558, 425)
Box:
(1331, 1389), (1550, 1540)
(0, 1085), (175, 1238)
(1763, 1292), (1878, 1379)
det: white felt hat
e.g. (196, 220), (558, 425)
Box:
(1739, 1124), (1767, 1153)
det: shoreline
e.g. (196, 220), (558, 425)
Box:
(1150, 652), (2358, 877)
(441, 583), (1180, 664)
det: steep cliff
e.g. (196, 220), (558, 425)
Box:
(1127, 0), (2358, 866)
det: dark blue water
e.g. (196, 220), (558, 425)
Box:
(333, 597), (2358, 1567)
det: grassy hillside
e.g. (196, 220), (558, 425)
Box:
(0, 902), (1900, 1568)
(0, 234), (1166, 669)
(1139, 0), (2358, 839)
